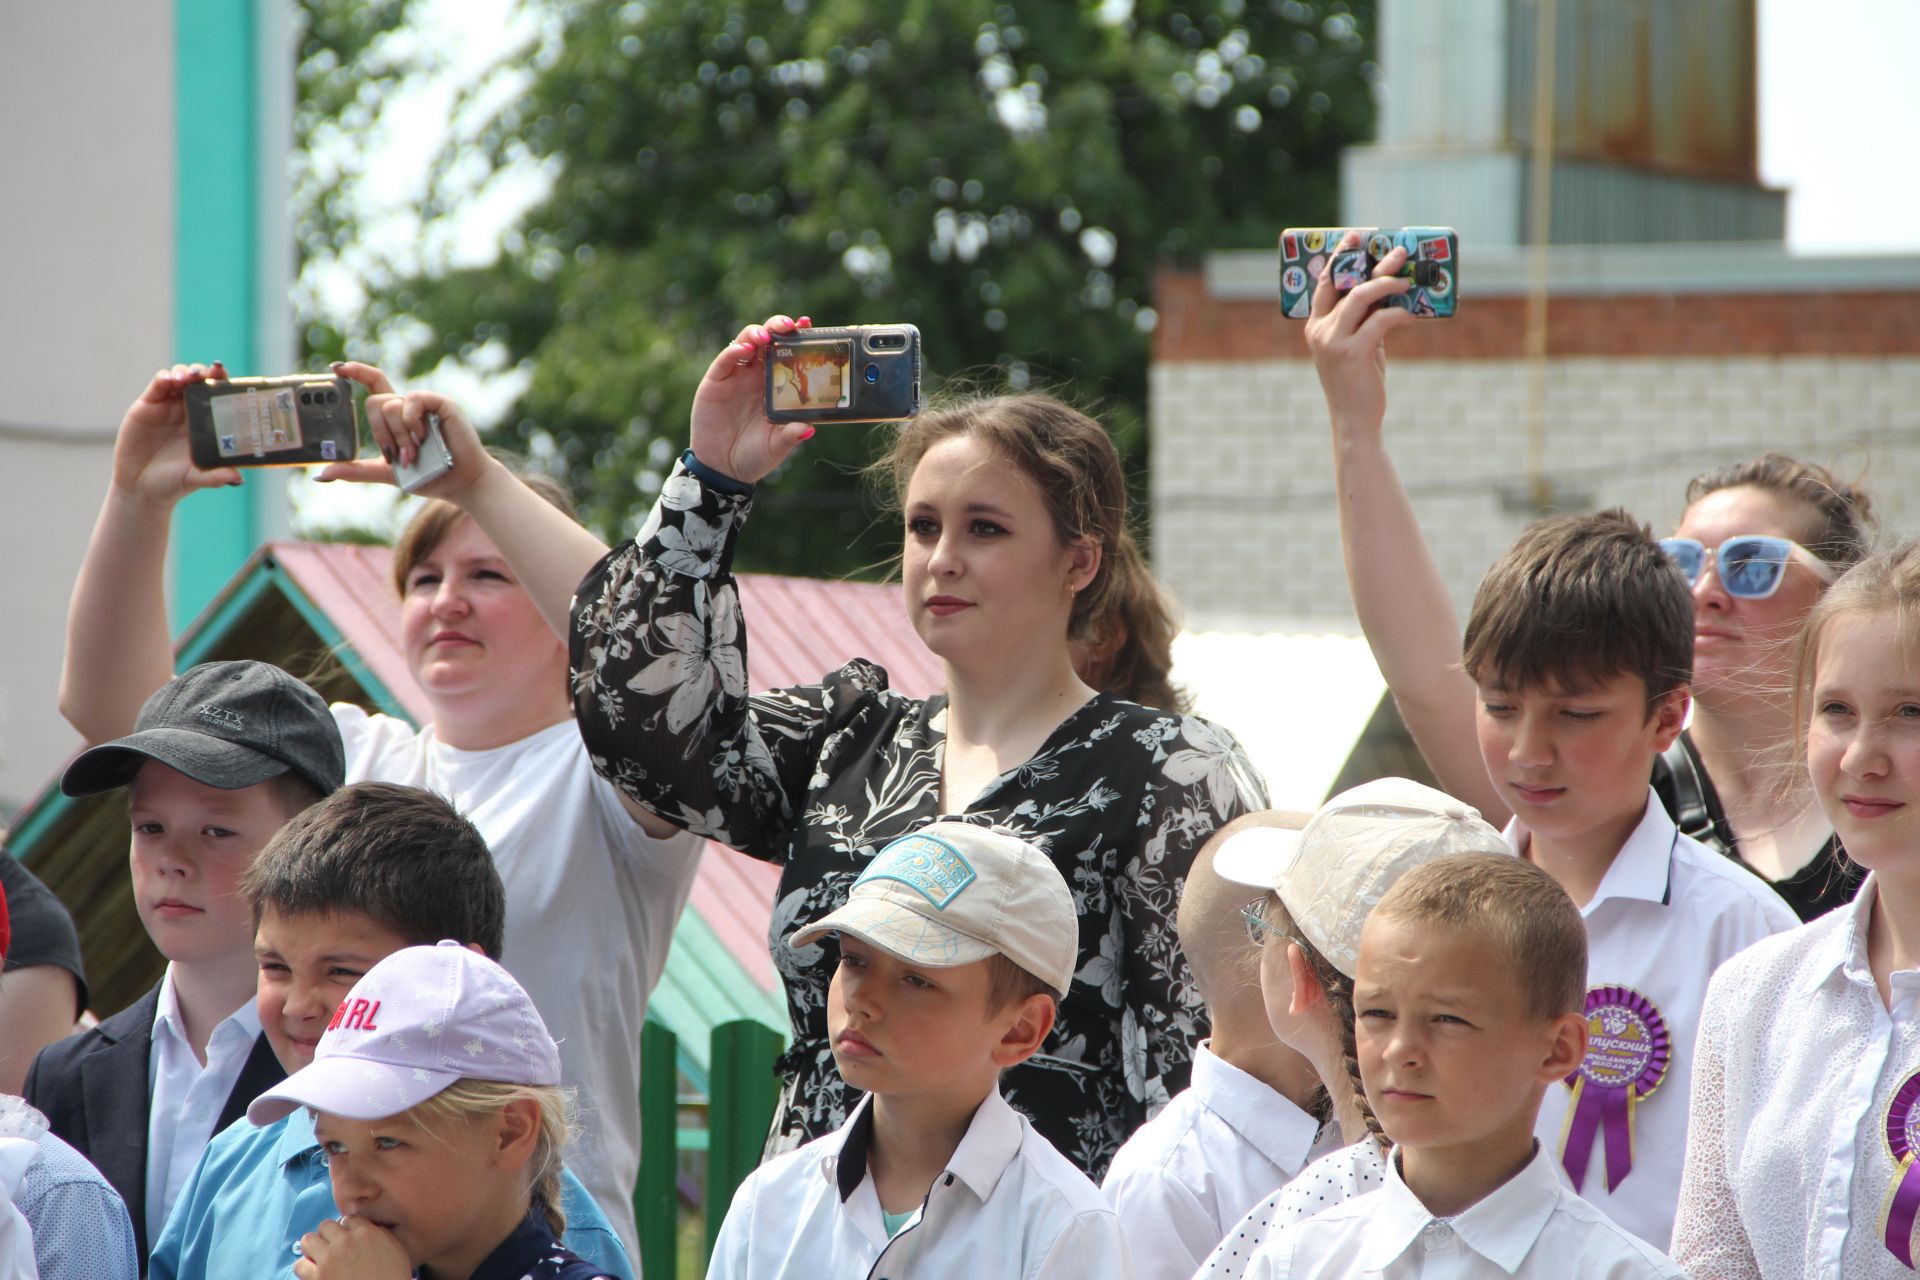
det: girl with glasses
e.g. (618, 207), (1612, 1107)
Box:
(1304, 233), (1874, 920)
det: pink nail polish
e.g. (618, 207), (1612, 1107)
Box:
(799, 427), (817, 442)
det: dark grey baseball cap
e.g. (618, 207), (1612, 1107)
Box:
(61, 660), (346, 798)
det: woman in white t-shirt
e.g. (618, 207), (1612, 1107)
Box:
(61, 362), (702, 1258)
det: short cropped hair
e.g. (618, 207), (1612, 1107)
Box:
(239, 781), (505, 959)
(1373, 853), (1587, 1020)
(986, 953), (1059, 1012)
(1179, 810), (1312, 1014)
(1462, 509), (1692, 706)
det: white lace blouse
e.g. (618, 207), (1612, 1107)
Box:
(1673, 875), (1920, 1277)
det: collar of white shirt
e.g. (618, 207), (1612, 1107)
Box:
(1362, 1144), (1561, 1274)
(153, 964), (265, 1057)
(1189, 1040), (1322, 1169)
(1503, 787), (1675, 912)
(821, 1087), (1023, 1207)
(1798, 870), (1879, 997)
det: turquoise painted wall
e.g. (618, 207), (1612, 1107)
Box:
(171, 0), (263, 628)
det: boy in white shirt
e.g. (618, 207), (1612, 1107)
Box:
(1102, 812), (1334, 1279)
(1305, 233), (1799, 1248)
(1247, 853), (1681, 1279)
(707, 822), (1126, 1280)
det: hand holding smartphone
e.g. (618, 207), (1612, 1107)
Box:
(1279, 227), (1459, 320)
(184, 374), (362, 469)
(764, 324), (921, 424)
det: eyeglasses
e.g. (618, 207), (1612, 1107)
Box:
(1242, 898), (1290, 949)
(1659, 535), (1837, 600)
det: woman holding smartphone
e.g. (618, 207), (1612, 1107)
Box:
(569, 314), (1268, 1172)
(59, 362), (704, 1256)
(1307, 233), (1874, 919)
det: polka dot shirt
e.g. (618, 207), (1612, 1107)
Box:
(1195, 1139), (1387, 1277)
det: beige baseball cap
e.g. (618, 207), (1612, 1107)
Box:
(1213, 777), (1507, 978)
(790, 822), (1077, 997)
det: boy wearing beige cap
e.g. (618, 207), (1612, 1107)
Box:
(706, 821), (1126, 1280)
(1197, 777), (1510, 1280)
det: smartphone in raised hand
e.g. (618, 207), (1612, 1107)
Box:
(1279, 227), (1459, 320)
(764, 324), (922, 424)
(185, 374), (362, 468)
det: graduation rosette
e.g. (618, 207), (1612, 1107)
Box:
(1559, 985), (1671, 1192)
(1879, 1069), (1920, 1267)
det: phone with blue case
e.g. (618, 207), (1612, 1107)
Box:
(1278, 227), (1460, 319)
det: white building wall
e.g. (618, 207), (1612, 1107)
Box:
(1151, 355), (1920, 629)
(0, 9), (176, 815)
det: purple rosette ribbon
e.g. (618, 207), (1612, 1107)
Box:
(1878, 1070), (1920, 1266)
(1559, 986), (1670, 1193)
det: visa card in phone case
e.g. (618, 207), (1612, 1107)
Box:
(1278, 226), (1459, 320)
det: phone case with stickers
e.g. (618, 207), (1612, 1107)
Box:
(185, 374), (362, 469)
(1278, 227), (1459, 320)
(765, 324), (922, 424)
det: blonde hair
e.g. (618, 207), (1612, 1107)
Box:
(414, 1080), (575, 1236)
(390, 456), (578, 597)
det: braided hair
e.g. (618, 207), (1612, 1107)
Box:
(1266, 896), (1387, 1154)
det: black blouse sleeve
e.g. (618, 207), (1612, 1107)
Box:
(569, 458), (881, 860)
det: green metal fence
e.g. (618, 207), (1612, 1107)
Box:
(635, 1018), (785, 1278)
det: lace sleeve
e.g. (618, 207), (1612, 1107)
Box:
(569, 460), (861, 856)
(1670, 965), (1761, 1278)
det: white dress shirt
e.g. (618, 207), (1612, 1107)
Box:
(1103, 1041), (1332, 1279)
(1507, 788), (1796, 1250)
(1196, 1139), (1388, 1278)
(1245, 1143), (1683, 1279)
(144, 966), (262, 1246)
(708, 1088), (1128, 1280)
(1673, 875), (1920, 1278)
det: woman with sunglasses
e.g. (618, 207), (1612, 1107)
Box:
(1305, 235), (1874, 919)
(1654, 456), (1873, 917)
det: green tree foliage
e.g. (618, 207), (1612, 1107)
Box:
(296, 0), (1376, 575)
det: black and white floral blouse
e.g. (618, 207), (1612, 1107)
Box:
(569, 459), (1269, 1176)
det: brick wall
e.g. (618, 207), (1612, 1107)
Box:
(1150, 264), (1920, 628)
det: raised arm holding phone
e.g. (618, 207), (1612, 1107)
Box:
(570, 313), (1268, 1175)
(60, 360), (703, 1256)
(1305, 232), (1870, 919)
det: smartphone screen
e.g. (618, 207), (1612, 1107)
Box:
(769, 338), (853, 412)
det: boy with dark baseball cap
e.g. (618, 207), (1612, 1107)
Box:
(707, 821), (1127, 1279)
(25, 659), (343, 1260)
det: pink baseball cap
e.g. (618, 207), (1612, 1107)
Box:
(247, 941), (561, 1125)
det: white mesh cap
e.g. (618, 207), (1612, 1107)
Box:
(790, 821), (1077, 996)
(1212, 777), (1507, 978)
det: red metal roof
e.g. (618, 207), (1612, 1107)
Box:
(270, 541), (945, 997)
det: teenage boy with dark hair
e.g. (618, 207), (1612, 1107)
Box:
(1244, 854), (1682, 1277)
(148, 781), (631, 1280)
(708, 822), (1125, 1279)
(25, 660), (344, 1262)
(1303, 255), (1796, 1248)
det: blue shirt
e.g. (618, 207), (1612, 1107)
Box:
(17, 1128), (138, 1280)
(149, 1111), (634, 1280)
